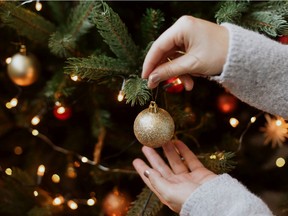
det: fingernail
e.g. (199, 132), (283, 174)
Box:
(144, 170), (150, 178)
(148, 74), (160, 85)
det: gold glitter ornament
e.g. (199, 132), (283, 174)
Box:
(7, 45), (39, 86)
(133, 101), (175, 148)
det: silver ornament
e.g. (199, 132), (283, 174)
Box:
(133, 101), (175, 148)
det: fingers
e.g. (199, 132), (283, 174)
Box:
(173, 140), (204, 171)
(142, 146), (174, 178)
(146, 53), (200, 89)
(162, 141), (189, 174)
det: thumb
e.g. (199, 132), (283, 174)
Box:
(147, 53), (201, 89)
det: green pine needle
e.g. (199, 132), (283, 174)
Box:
(127, 187), (163, 216)
(91, 2), (139, 67)
(123, 75), (151, 106)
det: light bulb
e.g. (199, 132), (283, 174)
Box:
(250, 116), (256, 123)
(276, 157), (285, 167)
(35, 1), (42, 11)
(57, 106), (66, 114)
(10, 98), (18, 107)
(37, 165), (45, 176)
(87, 198), (96, 206)
(51, 174), (60, 183)
(229, 117), (239, 128)
(31, 115), (41, 125)
(32, 129), (39, 136)
(33, 190), (39, 197)
(81, 157), (88, 163)
(67, 200), (78, 210)
(117, 90), (125, 102)
(5, 57), (12, 64)
(70, 75), (79, 81)
(5, 168), (12, 175)
(53, 195), (64, 206)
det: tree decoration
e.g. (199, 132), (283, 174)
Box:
(102, 187), (131, 216)
(7, 45), (39, 86)
(217, 93), (238, 114)
(278, 35), (288, 44)
(163, 77), (184, 93)
(260, 114), (288, 148)
(133, 101), (175, 148)
(53, 103), (72, 120)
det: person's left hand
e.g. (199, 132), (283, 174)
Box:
(133, 140), (217, 213)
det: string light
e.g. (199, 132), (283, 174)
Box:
(6, 98), (18, 109)
(31, 115), (41, 126)
(14, 146), (23, 155)
(55, 101), (61, 106)
(52, 195), (65, 206)
(35, 1), (42, 11)
(70, 74), (79, 82)
(87, 198), (96, 206)
(37, 165), (45, 176)
(5, 168), (12, 175)
(117, 78), (126, 102)
(81, 156), (88, 163)
(5, 102), (12, 109)
(250, 116), (256, 123)
(32, 129), (39, 136)
(67, 200), (78, 210)
(5, 57), (12, 64)
(229, 117), (239, 128)
(276, 157), (285, 168)
(51, 174), (60, 183)
(56, 106), (66, 114)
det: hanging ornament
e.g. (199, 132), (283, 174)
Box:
(7, 45), (39, 86)
(163, 77), (184, 93)
(102, 188), (130, 216)
(217, 93), (238, 114)
(133, 101), (175, 148)
(53, 103), (72, 120)
(278, 35), (288, 44)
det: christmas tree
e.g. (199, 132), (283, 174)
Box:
(1, 1), (288, 215)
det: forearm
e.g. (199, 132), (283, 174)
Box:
(180, 174), (273, 216)
(212, 23), (288, 119)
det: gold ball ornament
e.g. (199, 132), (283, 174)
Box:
(7, 46), (39, 86)
(133, 101), (175, 148)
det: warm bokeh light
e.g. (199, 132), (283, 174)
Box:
(250, 116), (256, 123)
(276, 119), (282, 126)
(5, 168), (12, 176)
(87, 198), (96, 206)
(33, 190), (39, 197)
(52, 195), (65, 206)
(10, 98), (18, 107)
(37, 165), (45, 176)
(5, 102), (12, 109)
(35, 2), (42, 11)
(5, 57), (12, 64)
(32, 129), (39, 136)
(31, 115), (41, 125)
(14, 146), (23, 155)
(276, 157), (285, 167)
(229, 117), (239, 128)
(51, 174), (60, 183)
(70, 74), (79, 81)
(117, 90), (124, 102)
(81, 156), (88, 163)
(67, 200), (78, 210)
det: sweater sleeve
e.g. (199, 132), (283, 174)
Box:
(211, 23), (288, 119)
(180, 174), (273, 216)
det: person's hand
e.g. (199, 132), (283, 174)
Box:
(142, 16), (229, 90)
(133, 140), (217, 213)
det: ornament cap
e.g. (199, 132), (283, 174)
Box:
(148, 101), (158, 113)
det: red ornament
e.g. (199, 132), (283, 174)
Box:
(53, 105), (72, 120)
(102, 188), (130, 216)
(278, 35), (288, 44)
(217, 93), (238, 114)
(164, 77), (184, 93)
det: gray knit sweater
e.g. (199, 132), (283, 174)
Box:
(180, 22), (288, 216)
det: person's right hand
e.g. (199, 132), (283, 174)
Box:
(142, 16), (229, 90)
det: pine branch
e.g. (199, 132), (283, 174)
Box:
(127, 186), (163, 216)
(48, 1), (95, 57)
(91, 2), (139, 67)
(215, 1), (250, 24)
(199, 151), (237, 174)
(65, 55), (132, 82)
(0, 2), (55, 43)
(140, 8), (165, 45)
(123, 75), (151, 107)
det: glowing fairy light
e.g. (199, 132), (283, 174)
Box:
(87, 198), (96, 206)
(229, 117), (239, 128)
(5, 168), (12, 175)
(31, 115), (41, 125)
(35, 1), (42, 11)
(33, 190), (39, 197)
(276, 119), (282, 126)
(53, 195), (65, 206)
(250, 116), (256, 123)
(276, 157), (285, 167)
(5, 57), (12, 64)
(67, 200), (78, 210)
(51, 174), (60, 183)
(81, 156), (88, 163)
(10, 98), (18, 107)
(57, 106), (66, 114)
(32, 129), (39, 136)
(5, 102), (12, 109)
(117, 90), (125, 102)
(70, 74), (79, 81)
(37, 165), (45, 176)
